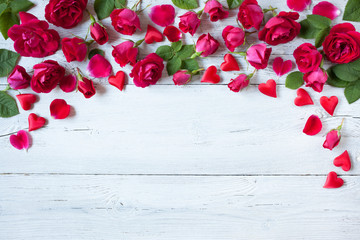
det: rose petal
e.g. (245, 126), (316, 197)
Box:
(10, 130), (30, 150)
(149, 5), (175, 27)
(87, 54), (112, 78)
(313, 1), (340, 20)
(145, 25), (163, 44)
(50, 99), (70, 119)
(334, 150), (351, 172)
(287, 0), (311, 11)
(303, 115), (322, 136)
(163, 26), (182, 42)
(258, 79), (277, 98)
(16, 94), (37, 111)
(60, 74), (77, 93)
(273, 57), (292, 77)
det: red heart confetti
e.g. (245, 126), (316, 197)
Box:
(323, 171), (344, 188)
(294, 88), (314, 106)
(16, 94), (37, 111)
(9, 130), (30, 150)
(220, 54), (240, 71)
(258, 79), (277, 98)
(320, 96), (338, 116)
(303, 115), (322, 136)
(333, 150), (351, 171)
(28, 113), (46, 132)
(201, 66), (220, 84)
(109, 71), (126, 91)
(50, 99), (71, 120)
(145, 25), (163, 44)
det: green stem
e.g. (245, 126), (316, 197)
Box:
(134, 38), (145, 48)
(230, 52), (247, 56)
(1, 84), (11, 92)
(132, 0), (142, 11)
(337, 118), (345, 131)
(191, 68), (204, 75)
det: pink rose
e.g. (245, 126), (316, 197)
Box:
(323, 130), (341, 150)
(238, 0), (263, 30)
(222, 26), (245, 52)
(228, 74), (249, 92)
(61, 37), (87, 62)
(246, 43), (272, 70)
(90, 22), (109, 45)
(149, 5), (175, 27)
(303, 68), (328, 92)
(110, 8), (141, 35)
(293, 43), (322, 73)
(204, 0), (229, 22)
(196, 33), (220, 57)
(31, 60), (65, 93)
(130, 53), (164, 88)
(8, 12), (60, 58)
(179, 11), (201, 36)
(112, 41), (138, 67)
(78, 77), (96, 99)
(173, 70), (191, 85)
(7, 65), (31, 90)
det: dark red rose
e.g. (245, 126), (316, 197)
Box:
(8, 12), (60, 58)
(238, 0), (263, 31)
(110, 8), (141, 35)
(61, 37), (87, 62)
(258, 11), (301, 46)
(31, 60), (65, 93)
(45, 0), (88, 29)
(323, 23), (360, 64)
(78, 77), (96, 99)
(293, 43), (322, 73)
(7, 65), (31, 90)
(90, 22), (109, 45)
(130, 53), (164, 88)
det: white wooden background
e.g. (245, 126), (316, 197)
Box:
(1, 0), (360, 239)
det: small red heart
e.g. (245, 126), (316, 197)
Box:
(258, 79), (277, 98)
(303, 115), (322, 136)
(201, 66), (220, 84)
(320, 96), (338, 116)
(323, 171), (344, 188)
(28, 113), (46, 132)
(50, 99), (70, 120)
(145, 25), (163, 44)
(294, 88), (313, 106)
(220, 54), (240, 71)
(16, 94), (37, 111)
(334, 150), (351, 172)
(109, 71), (126, 91)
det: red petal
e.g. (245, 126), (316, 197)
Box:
(87, 54), (112, 78)
(28, 113), (46, 132)
(16, 94), (37, 111)
(334, 150), (351, 172)
(258, 79), (277, 98)
(10, 130), (30, 150)
(320, 96), (338, 116)
(220, 54), (240, 71)
(287, 0), (311, 11)
(60, 75), (77, 93)
(149, 5), (175, 27)
(201, 66), (220, 84)
(294, 88), (314, 106)
(273, 57), (292, 77)
(303, 115), (322, 136)
(163, 26), (182, 42)
(108, 71), (126, 91)
(323, 171), (344, 188)
(145, 25), (164, 44)
(50, 99), (70, 120)
(313, 1), (340, 20)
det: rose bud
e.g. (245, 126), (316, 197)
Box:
(130, 53), (164, 88)
(7, 65), (31, 90)
(31, 60), (65, 93)
(246, 43), (272, 70)
(323, 23), (360, 64)
(323, 130), (341, 150)
(78, 77), (96, 99)
(258, 11), (301, 46)
(164, 26), (182, 42)
(112, 41), (138, 67)
(293, 43), (322, 73)
(173, 70), (192, 85)
(196, 33), (220, 57)
(303, 68), (328, 92)
(228, 74), (249, 92)
(238, 0), (263, 30)
(222, 26), (245, 52)
(179, 11), (201, 36)
(90, 22), (109, 45)
(110, 8), (141, 35)
(204, 0), (229, 22)
(61, 37), (87, 62)
(45, 0), (87, 29)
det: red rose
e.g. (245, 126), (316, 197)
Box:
(204, 0), (229, 22)
(90, 22), (109, 45)
(323, 23), (360, 64)
(293, 43), (322, 73)
(179, 11), (201, 36)
(238, 0), (263, 31)
(8, 12), (60, 58)
(112, 41), (138, 67)
(258, 11), (301, 46)
(246, 44), (272, 70)
(31, 60), (65, 93)
(78, 77), (96, 99)
(45, 0), (87, 29)
(130, 53), (164, 88)
(61, 37), (87, 62)
(110, 8), (141, 35)
(228, 74), (249, 92)
(303, 68), (328, 92)
(7, 65), (31, 90)
(222, 26), (245, 52)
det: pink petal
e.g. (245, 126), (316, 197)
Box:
(87, 54), (112, 78)
(149, 5), (175, 27)
(287, 0), (311, 11)
(60, 75), (77, 93)
(273, 57), (293, 77)
(10, 130), (30, 150)
(50, 99), (70, 120)
(303, 115), (322, 136)
(313, 1), (340, 20)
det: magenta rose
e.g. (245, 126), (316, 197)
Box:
(323, 130), (341, 150)
(293, 43), (322, 73)
(204, 0), (229, 22)
(90, 22), (109, 45)
(246, 44), (272, 70)
(303, 68), (328, 92)
(31, 60), (65, 93)
(8, 12), (60, 58)
(45, 0), (87, 29)
(112, 41), (138, 67)
(110, 8), (141, 35)
(179, 11), (201, 36)
(323, 23), (360, 64)
(7, 65), (31, 90)
(173, 70), (191, 85)
(258, 11), (301, 46)
(61, 37), (87, 62)
(196, 33), (220, 57)
(238, 0), (263, 30)
(228, 74), (249, 92)
(130, 53), (164, 88)
(222, 26), (245, 52)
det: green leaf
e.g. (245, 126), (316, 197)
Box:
(332, 63), (360, 82)
(0, 3), (7, 16)
(94, 0), (115, 20)
(0, 10), (19, 39)
(0, 91), (19, 118)
(166, 57), (182, 76)
(156, 46), (174, 61)
(299, 15), (331, 40)
(0, 49), (20, 77)
(88, 49), (105, 60)
(326, 67), (349, 88)
(299, 19), (319, 39)
(307, 14), (331, 29)
(114, 0), (126, 8)
(285, 71), (304, 90)
(171, 0), (198, 10)
(9, 0), (34, 14)
(171, 41), (183, 52)
(175, 45), (195, 60)
(181, 58), (199, 72)
(227, 0), (243, 9)
(315, 27), (330, 48)
(344, 80), (360, 104)
(343, 0), (360, 22)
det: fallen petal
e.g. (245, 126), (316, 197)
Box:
(108, 71), (126, 91)
(273, 57), (292, 77)
(60, 74), (77, 93)
(313, 1), (340, 20)
(163, 26), (182, 42)
(287, 0), (311, 11)
(303, 115), (322, 136)
(50, 99), (70, 119)
(87, 54), (112, 78)
(16, 94), (37, 111)
(149, 5), (175, 27)
(10, 130), (30, 150)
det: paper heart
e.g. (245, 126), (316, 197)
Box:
(145, 25), (163, 44)
(220, 54), (240, 71)
(16, 94), (37, 111)
(50, 99), (71, 119)
(201, 66), (220, 84)
(9, 130), (30, 150)
(334, 150), (351, 172)
(294, 88), (313, 106)
(303, 115), (322, 136)
(320, 96), (338, 116)
(273, 57), (292, 77)
(109, 71), (126, 91)
(323, 171), (344, 188)
(258, 79), (277, 98)
(28, 113), (46, 132)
